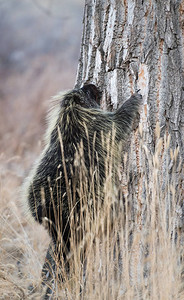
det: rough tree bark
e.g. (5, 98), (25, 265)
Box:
(76, 0), (184, 225)
(76, 0), (184, 155)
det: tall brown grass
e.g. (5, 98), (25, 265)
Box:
(0, 124), (183, 299)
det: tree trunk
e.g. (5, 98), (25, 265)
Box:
(75, 1), (184, 296)
(76, 0), (184, 228)
(76, 0), (184, 159)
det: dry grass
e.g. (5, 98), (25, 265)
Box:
(0, 124), (183, 299)
(54, 127), (183, 300)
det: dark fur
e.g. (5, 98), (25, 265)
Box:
(24, 84), (142, 297)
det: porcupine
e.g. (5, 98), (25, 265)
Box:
(23, 84), (142, 298)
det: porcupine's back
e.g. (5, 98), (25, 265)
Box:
(23, 85), (142, 244)
(23, 86), (106, 230)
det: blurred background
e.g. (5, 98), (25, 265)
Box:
(0, 0), (84, 230)
(0, 0), (83, 166)
(0, 2), (84, 293)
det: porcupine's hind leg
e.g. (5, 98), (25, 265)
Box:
(41, 242), (57, 299)
(41, 225), (71, 299)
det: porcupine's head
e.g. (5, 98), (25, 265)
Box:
(80, 84), (102, 108)
(62, 84), (102, 109)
